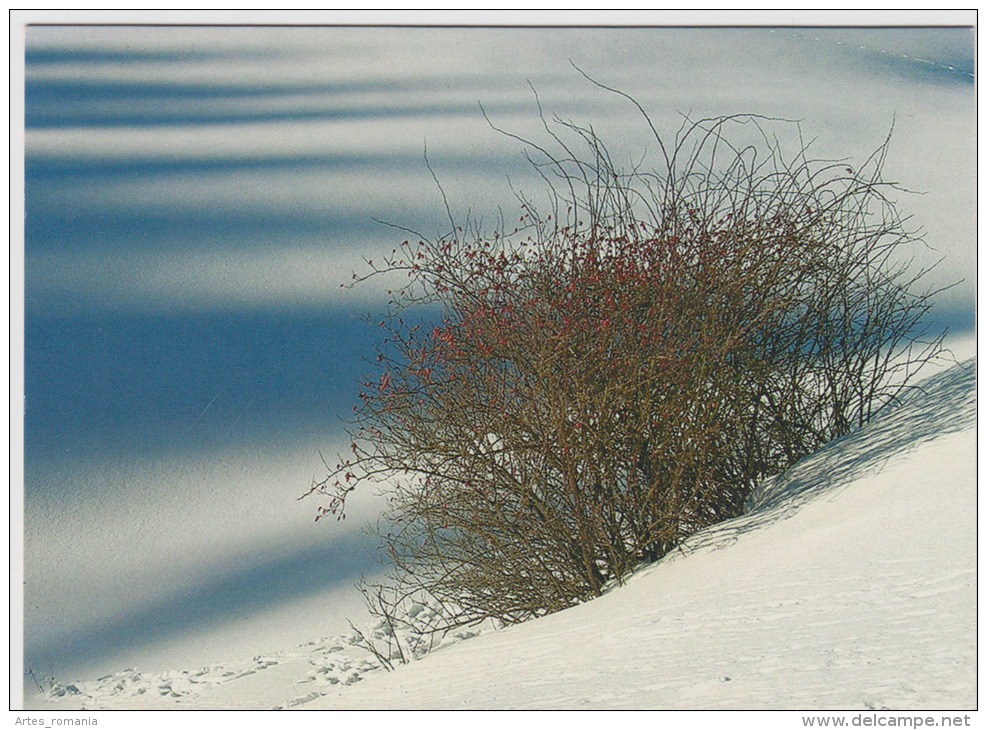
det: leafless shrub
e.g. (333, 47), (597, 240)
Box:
(305, 86), (948, 633)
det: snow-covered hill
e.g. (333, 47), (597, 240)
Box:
(27, 357), (976, 711)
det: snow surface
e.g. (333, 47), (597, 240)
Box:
(25, 355), (976, 711)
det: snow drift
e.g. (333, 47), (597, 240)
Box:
(27, 357), (976, 710)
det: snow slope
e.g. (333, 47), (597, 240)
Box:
(27, 357), (976, 710)
(303, 358), (977, 711)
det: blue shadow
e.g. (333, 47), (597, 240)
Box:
(24, 528), (383, 679)
(23, 306), (391, 466)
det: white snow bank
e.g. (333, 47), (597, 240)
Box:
(28, 357), (976, 710)
(304, 358), (977, 710)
